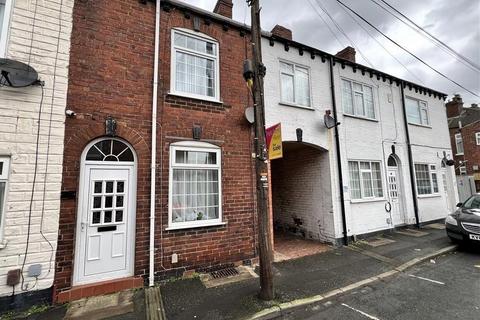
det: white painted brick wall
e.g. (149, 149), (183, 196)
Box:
(263, 38), (458, 243)
(0, 0), (73, 297)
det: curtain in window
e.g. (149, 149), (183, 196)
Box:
(364, 86), (375, 118)
(371, 162), (383, 197)
(0, 2), (5, 36)
(176, 52), (215, 97)
(406, 98), (421, 124)
(348, 161), (361, 199)
(360, 162), (374, 197)
(342, 80), (354, 114)
(415, 164), (432, 195)
(0, 182), (4, 226)
(455, 134), (464, 154)
(295, 66), (310, 107)
(281, 73), (294, 103)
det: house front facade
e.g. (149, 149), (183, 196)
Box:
(262, 28), (458, 245)
(0, 0), (74, 309)
(447, 94), (480, 201)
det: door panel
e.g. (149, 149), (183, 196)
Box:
(75, 166), (134, 285)
(388, 168), (404, 226)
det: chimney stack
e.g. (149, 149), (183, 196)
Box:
(446, 94), (464, 118)
(271, 25), (293, 41)
(335, 46), (356, 63)
(213, 0), (233, 19)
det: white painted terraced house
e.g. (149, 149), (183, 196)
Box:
(0, 0), (73, 309)
(263, 27), (459, 245)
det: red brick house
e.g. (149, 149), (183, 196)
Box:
(447, 94), (480, 200)
(54, 0), (257, 302)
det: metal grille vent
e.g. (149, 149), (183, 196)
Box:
(462, 223), (480, 235)
(210, 267), (239, 279)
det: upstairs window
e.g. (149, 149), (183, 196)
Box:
(0, 0), (12, 57)
(476, 132), (480, 145)
(279, 61), (311, 107)
(171, 29), (219, 101)
(348, 160), (383, 200)
(342, 79), (375, 119)
(415, 164), (438, 195)
(406, 97), (429, 126)
(455, 133), (464, 155)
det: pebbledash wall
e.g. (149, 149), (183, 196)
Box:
(0, 0), (74, 304)
(262, 29), (458, 244)
(54, 0), (257, 299)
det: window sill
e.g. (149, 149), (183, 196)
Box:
(343, 113), (378, 122)
(408, 122), (432, 129)
(167, 92), (223, 105)
(455, 153), (464, 156)
(350, 198), (385, 204)
(417, 194), (441, 199)
(279, 101), (314, 111)
(165, 221), (227, 231)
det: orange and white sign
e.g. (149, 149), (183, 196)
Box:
(265, 123), (283, 160)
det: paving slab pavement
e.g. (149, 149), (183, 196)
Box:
(160, 225), (455, 320)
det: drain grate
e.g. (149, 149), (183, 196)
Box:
(210, 267), (239, 279)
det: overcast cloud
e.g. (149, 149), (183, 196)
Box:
(181, 0), (480, 105)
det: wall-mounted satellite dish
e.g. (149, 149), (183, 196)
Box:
(245, 106), (255, 124)
(324, 112), (339, 129)
(0, 58), (39, 87)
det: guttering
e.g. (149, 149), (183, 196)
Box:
(329, 57), (349, 245)
(149, 0), (160, 287)
(400, 82), (420, 228)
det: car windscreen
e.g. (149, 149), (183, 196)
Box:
(463, 196), (480, 209)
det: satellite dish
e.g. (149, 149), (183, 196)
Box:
(245, 106), (255, 124)
(324, 113), (339, 129)
(0, 58), (39, 87)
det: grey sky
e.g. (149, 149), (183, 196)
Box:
(180, 0), (480, 105)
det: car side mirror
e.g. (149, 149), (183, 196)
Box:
(456, 202), (463, 208)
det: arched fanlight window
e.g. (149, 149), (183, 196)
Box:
(387, 155), (397, 167)
(85, 139), (134, 162)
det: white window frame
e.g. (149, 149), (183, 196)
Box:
(170, 28), (220, 103)
(414, 163), (440, 196)
(475, 132), (480, 145)
(348, 160), (384, 201)
(455, 133), (464, 155)
(0, 156), (10, 244)
(406, 97), (430, 126)
(279, 60), (312, 108)
(167, 141), (224, 230)
(459, 166), (467, 175)
(341, 79), (376, 120)
(0, 0), (13, 58)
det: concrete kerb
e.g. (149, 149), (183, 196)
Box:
(247, 244), (457, 320)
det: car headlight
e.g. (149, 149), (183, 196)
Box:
(445, 215), (458, 226)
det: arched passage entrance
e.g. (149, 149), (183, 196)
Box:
(270, 141), (333, 260)
(73, 137), (137, 285)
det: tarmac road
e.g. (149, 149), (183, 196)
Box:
(280, 246), (480, 320)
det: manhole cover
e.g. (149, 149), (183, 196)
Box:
(210, 267), (239, 279)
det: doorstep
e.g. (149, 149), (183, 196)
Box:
(56, 276), (144, 303)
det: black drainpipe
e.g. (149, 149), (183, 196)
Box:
(400, 82), (420, 228)
(329, 57), (349, 245)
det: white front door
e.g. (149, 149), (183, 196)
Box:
(387, 168), (405, 226)
(74, 165), (135, 285)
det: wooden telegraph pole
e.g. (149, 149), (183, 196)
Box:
(248, 0), (274, 301)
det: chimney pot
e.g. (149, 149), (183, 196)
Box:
(213, 0), (233, 19)
(271, 25), (293, 41)
(446, 94), (464, 118)
(335, 46), (356, 63)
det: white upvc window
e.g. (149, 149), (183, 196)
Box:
(414, 164), (439, 196)
(475, 132), (480, 145)
(348, 160), (383, 200)
(0, 157), (10, 241)
(455, 133), (464, 155)
(341, 79), (375, 119)
(406, 97), (429, 126)
(171, 29), (220, 101)
(279, 61), (311, 107)
(0, 0), (13, 58)
(168, 142), (222, 229)
(459, 166), (467, 175)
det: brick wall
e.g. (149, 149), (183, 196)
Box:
(450, 123), (480, 176)
(0, 0), (74, 297)
(54, 0), (257, 292)
(271, 145), (334, 242)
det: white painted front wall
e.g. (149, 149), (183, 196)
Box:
(0, 0), (73, 297)
(263, 37), (459, 243)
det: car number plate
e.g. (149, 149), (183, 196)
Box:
(469, 234), (480, 241)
